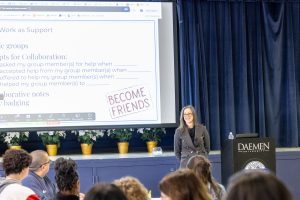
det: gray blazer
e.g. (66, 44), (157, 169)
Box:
(174, 124), (210, 168)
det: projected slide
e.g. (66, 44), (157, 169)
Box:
(0, 1), (177, 130)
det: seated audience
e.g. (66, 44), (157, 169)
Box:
(187, 155), (226, 200)
(52, 157), (82, 200)
(226, 170), (292, 200)
(23, 150), (57, 200)
(84, 183), (128, 200)
(0, 149), (40, 200)
(159, 168), (212, 200)
(113, 176), (150, 200)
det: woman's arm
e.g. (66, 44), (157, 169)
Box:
(203, 127), (210, 154)
(174, 129), (182, 160)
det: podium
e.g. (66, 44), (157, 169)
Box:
(221, 137), (275, 186)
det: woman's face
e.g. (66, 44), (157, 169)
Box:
(160, 192), (172, 200)
(183, 108), (194, 126)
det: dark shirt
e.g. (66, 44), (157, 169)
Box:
(188, 127), (195, 144)
(52, 193), (80, 200)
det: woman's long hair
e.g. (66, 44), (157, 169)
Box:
(159, 169), (212, 200)
(55, 157), (79, 193)
(187, 155), (223, 200)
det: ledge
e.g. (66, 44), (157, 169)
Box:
(0, 148), (299, 162)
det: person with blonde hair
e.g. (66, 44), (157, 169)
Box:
(113, 176), (150, 200)
(187, 155), (226, 200)
(159, 168), (212, 200)
(174, 105), (210, 168)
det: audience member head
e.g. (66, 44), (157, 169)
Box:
(159, 168), (212, 200)
(113, 176), (150, 200)
(2, 149), (32, 178)
(54, 157), (79, 195)
(187, 155), (224, 200)
(29, 150), (51, 177)
(226, 170), (292, 200)
(187, 155), (212, 184)
(84, 183), (128, 200)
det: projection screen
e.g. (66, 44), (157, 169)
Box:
(0, 0), (178, 131)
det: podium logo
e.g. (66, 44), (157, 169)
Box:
(238, 142), (270, 153)
(244, 161), (266, 170)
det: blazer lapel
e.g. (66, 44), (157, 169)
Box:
(194, 126), (202, 147)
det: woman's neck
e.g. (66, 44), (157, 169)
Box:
(187, 122), (194, 129)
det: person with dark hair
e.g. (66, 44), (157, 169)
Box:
(52, 157), (82, 200)
(187, 155), (226, 200)
(174, 105), (210, 168)
(0, 149), (40, 200)
(113, 176), (150, 200)
(159, 168), (212, 200)
(23, 150), (57, 200)
(84, 183), (128, 200)
(226, 170), (293, 200)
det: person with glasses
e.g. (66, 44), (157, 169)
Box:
(23, 150), (57, 200)
(174, 105), (210, 168)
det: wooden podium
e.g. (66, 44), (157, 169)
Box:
(221, 137), (275, 186)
